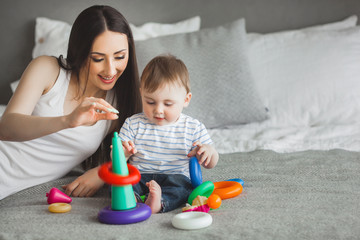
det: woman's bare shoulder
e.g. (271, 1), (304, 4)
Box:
(24, 56), (61, 93)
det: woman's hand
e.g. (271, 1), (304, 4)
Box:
(187, 141), (219, 169)
(62, 166), (104, 197)
(66, 97), (119, 128)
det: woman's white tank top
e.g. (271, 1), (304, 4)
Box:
(0, 68), (114, 199)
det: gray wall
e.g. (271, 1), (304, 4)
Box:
(0, 0), (359, 104)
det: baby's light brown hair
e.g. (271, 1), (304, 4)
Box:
(140, 54), (190, 93)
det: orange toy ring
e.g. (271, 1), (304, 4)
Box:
(213, 181), (243, 199)
(98, 162), (141, 186)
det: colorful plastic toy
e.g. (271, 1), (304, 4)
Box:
(207, 193), (222, 209)
(48, 203), (72, 213)
(213, 181), (243, 199)
(189, 156), (202, 188)
(182, 195), (210, 213)
(188, 181), (214, 204)
(46, 187), (72, 204)
(226, 178), (244, 186)
(172, 212), (212, 230)
(97, 132), (151, 224)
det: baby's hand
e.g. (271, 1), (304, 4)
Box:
(122, 140), (137, 159)
(187, 141), (218, 168)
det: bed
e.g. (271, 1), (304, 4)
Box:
(0, 0), (360, 239)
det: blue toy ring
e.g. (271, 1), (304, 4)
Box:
(226, 178), (244, 186)
(98, 203), (151, 224)
(189, 156), (202, 188)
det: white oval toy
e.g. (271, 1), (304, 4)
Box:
(171, 212), (212, 230)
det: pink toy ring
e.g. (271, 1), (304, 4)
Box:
(98, 162), (141, 186)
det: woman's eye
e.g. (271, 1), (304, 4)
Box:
(91, 58), (103, 62)
(115, 56), (125, 60)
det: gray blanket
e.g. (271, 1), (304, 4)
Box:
(1, 150), (359, 240)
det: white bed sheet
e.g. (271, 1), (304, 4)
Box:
(209, 119), (360, 154)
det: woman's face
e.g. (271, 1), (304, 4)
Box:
(83, 30), (129, 92)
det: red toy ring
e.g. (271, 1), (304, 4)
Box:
(213, 181), (243, 199)
(98, 162), (141, 186)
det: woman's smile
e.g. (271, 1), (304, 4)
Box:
(98, 74), (117, 84)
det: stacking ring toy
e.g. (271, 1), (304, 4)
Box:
(172, 212), (212, 230)
(188, 181), (214, 204)
(189, 156), (202, 188)
(48, 203), (72, 213)
(98, 162), (140, 186)
(98, 204), (151, 225)
(98, 132), (151, 225)
(226, 178), (244, 186)
(213, 181), (243, 199)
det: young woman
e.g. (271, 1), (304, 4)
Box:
(0, 5), (142, 200)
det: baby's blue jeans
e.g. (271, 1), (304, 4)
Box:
(132, 174), (193, 213)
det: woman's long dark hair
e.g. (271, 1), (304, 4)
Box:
(58, 5), (142, 168)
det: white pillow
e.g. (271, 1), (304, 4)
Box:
(32, 17), (71, 59)
(247, 15), (360, 126)
(130, 16), (200, 41)
(32, 16), (201, 59)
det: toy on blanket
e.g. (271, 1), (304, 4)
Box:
(97, 132), (151, 224)
(182, 195), (210, 212)
(183, 178), (243, 213)
(46, 187), (72, 204)
(46, 187), (72, 213)
(189, 156), (202, 187)
(172, 159), (244, 230)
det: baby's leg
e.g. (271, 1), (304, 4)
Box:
(145, 180), (162, 214)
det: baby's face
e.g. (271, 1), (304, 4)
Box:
(141, 83), (191, 126)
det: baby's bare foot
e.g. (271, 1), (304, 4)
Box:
(145, 180), (162, 213)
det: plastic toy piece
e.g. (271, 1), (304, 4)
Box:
(98, 204), (151, 224)
(111, 132), (136, 210)
(46, 187), (72, 204)
(207, 194), (222, 209)
(189, 156), (202, 188)
(98, 162), (140, 186)
(188, 181), (214, 204)
(213, 181), (243, 199)
(182, 195), (210, 213)
(182, 204), (210, 213)
(98, 132), (151, 224)
(48, 203), (72, 213)
(172, 212), (212, 230)
(226, 178), (244, 186)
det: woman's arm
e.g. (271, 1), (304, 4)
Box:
(0, 56), (118, 141)
(0, 56), (69, 141)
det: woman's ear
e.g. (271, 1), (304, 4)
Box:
(184, 92), (192, 107)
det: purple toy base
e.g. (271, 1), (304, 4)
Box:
(98, 203), (151, 225)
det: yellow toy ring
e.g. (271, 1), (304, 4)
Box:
(213, 181), (243, 199)
(48, 203), (72, 213)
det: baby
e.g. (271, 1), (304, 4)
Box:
(119, 54), (219, 213)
